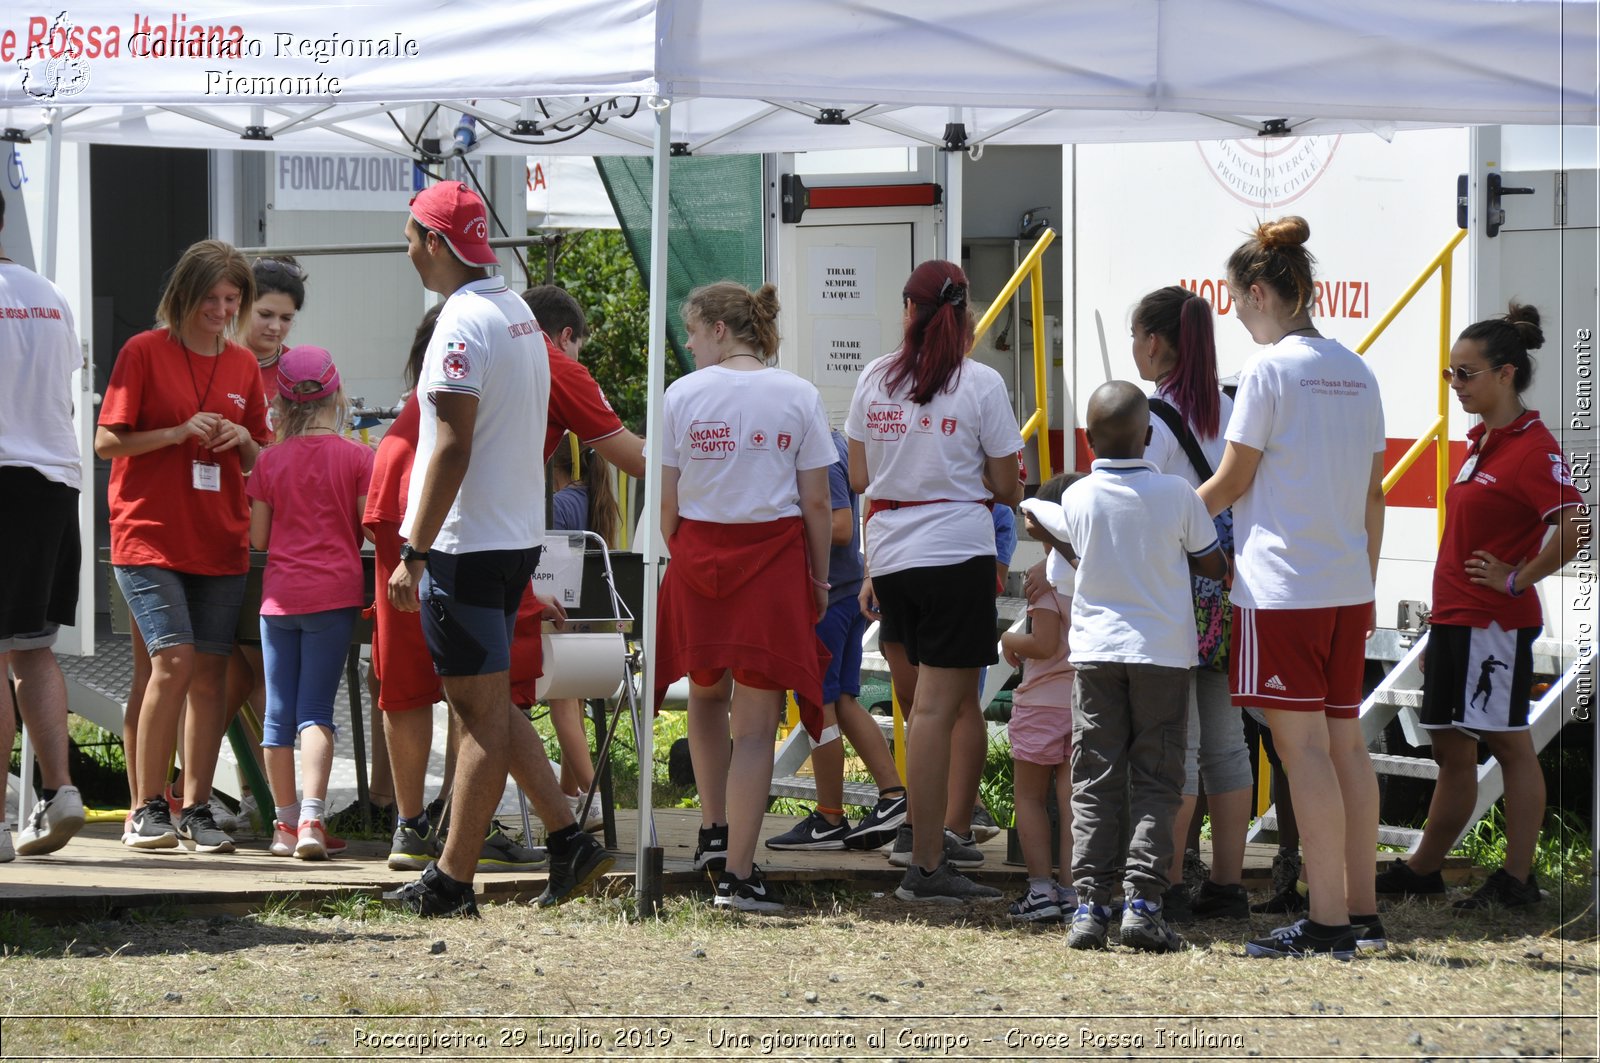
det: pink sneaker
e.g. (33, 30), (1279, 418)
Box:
(294, 819), (328, 861)
(270, 820), (297, 857)
(324, 828), (347, 856)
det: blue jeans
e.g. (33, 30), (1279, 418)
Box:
(115, 565), (246, 656)
(260, 608), (357, 747)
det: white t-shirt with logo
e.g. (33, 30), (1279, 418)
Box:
(846, 355), (1024, 576)
(1226, 335), (1385, 609)
(0, 263), (82, 489)
(1147, 390), (1233, 487)
(1057, 458), (1218, 668)
(404, 277), (550, 553)
(662, 365), (835, 523)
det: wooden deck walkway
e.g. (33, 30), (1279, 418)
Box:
(0, 808), (1473, 922)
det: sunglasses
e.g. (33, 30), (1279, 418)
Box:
(255, 258), (306, 279)
(1441, 364), (1502, 383)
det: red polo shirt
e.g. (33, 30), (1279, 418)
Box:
(1432, 410), (1583, 628)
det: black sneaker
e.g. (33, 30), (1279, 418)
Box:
(1007, 887), (1064, 924)
(893, 860), (1002, 903)
(1245, 917), (1357, 959)
(693, 823), (728, 872)
(943, 829), (984, 867)
(177, 803), (235, 854)
(766, 810), (851, 850)
(1119, 897), (1185, 952)
(969, 805), (1001, 843)
(1350, 914), (1388, 951)
(713, 865), (784, 913)
(537, 832), (615, 908)
(1374, 857), (1445, 896)
(383, 861), (479, 918)
(123, 796), (179, 850)
(844, 791), (907, 850)
(1187, 879), (1250, 919)
(477, 824), (547, 873)
(1250, 884), (1307, 914)
(1452, 868), (1542, 911)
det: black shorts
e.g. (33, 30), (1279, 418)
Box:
(419, 546), (539, 676)
(0, 467), (80, 643)
(871, 555), (997, 669)
(1420, 621), (1538, 734)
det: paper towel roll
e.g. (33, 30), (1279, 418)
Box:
(535, 632), (628, 700)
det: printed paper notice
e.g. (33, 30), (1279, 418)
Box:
(808, 246), (876, 316)
(814, 318), (878, 386)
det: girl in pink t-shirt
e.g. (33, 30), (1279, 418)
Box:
(1000, 473), (1080, 923)
(247, 346), (374, 860)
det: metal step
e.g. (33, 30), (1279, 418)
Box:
(1371, 688), (1424, 709)
(770, 776), (882, 805)
(1253, 810), (1424, 851)
(1369, 753), (1440, 780)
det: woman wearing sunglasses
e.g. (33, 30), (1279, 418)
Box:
(1374, 303), (1585, 910)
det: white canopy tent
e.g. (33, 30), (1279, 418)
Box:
(2, 0), (1594, 892)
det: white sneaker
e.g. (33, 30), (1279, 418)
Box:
(16, 785), (86, 856)
(569, 793), (604, 833)
(0, 823), (14, 863)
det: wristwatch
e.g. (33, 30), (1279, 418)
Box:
(399, 544), (429, 563)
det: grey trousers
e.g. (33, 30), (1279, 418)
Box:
(1070, 660), (1192, 904)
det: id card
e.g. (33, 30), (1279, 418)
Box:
(1455, 454), (1478, 484)
(192, 461), (221, 492)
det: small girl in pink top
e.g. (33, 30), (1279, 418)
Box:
(247, 346), (374, 860)
(1000, 472), (1081, 922)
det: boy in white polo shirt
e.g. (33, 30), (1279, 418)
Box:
(1021, 380), (1225, 953)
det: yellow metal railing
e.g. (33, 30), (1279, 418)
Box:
(972, 228), (1058, 482)
(1355, 229), (1467, 543)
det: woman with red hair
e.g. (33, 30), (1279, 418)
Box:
(848, 259), (1024, 904)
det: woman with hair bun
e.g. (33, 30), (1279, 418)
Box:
(848, 259), (1025, 905)
(1375, 303), (1586, 910)
(1198, 217), (1386, 958)
(655, 281), (836, 913)
(1130, 285), (1253, 920)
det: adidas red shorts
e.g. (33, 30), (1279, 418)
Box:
(1230, 603), (1369, 719)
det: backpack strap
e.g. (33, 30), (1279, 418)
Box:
(1148, 396), (1215, 482)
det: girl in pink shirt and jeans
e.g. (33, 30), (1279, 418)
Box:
(248, 346), (374, 859)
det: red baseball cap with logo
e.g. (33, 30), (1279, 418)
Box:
(409, 180), (497, 268)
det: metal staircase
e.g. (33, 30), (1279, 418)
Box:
(1247, 631), (1590, 852)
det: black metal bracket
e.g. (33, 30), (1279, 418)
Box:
(241, 125), (273, 141)
(512, 119), (541, 136)
(815, 108), (849, 126)
(941, 122), (968, 152)
(670, 141), (691, 157)
(1257, 118), (1293, 138)
(0, 128), (31, 144)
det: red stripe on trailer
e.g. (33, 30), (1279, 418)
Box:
(806, 183), (942, 210)
(1069, 429), (1468, 510)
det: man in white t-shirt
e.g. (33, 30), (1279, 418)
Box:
(384, 181), (610, 916)
(0, 193), (88, 862)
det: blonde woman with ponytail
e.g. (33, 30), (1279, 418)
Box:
(655, 281), (836, 913)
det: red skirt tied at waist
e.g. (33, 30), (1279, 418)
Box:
(654, 516), (827, 739)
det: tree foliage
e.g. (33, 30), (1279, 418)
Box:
(533, 229), (680, 433)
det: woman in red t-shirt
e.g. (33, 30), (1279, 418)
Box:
(95, 239), (271, 855)
(1375, 303), (1586, 909)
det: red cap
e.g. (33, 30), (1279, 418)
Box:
(409, 180), (497, 268)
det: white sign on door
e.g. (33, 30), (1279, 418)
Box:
(808, 246), (877, 316)
(814, 317), (878, 384)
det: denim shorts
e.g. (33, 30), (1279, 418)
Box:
(114, 565), (247, 657)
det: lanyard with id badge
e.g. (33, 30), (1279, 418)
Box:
(187, 343), (225, 492)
